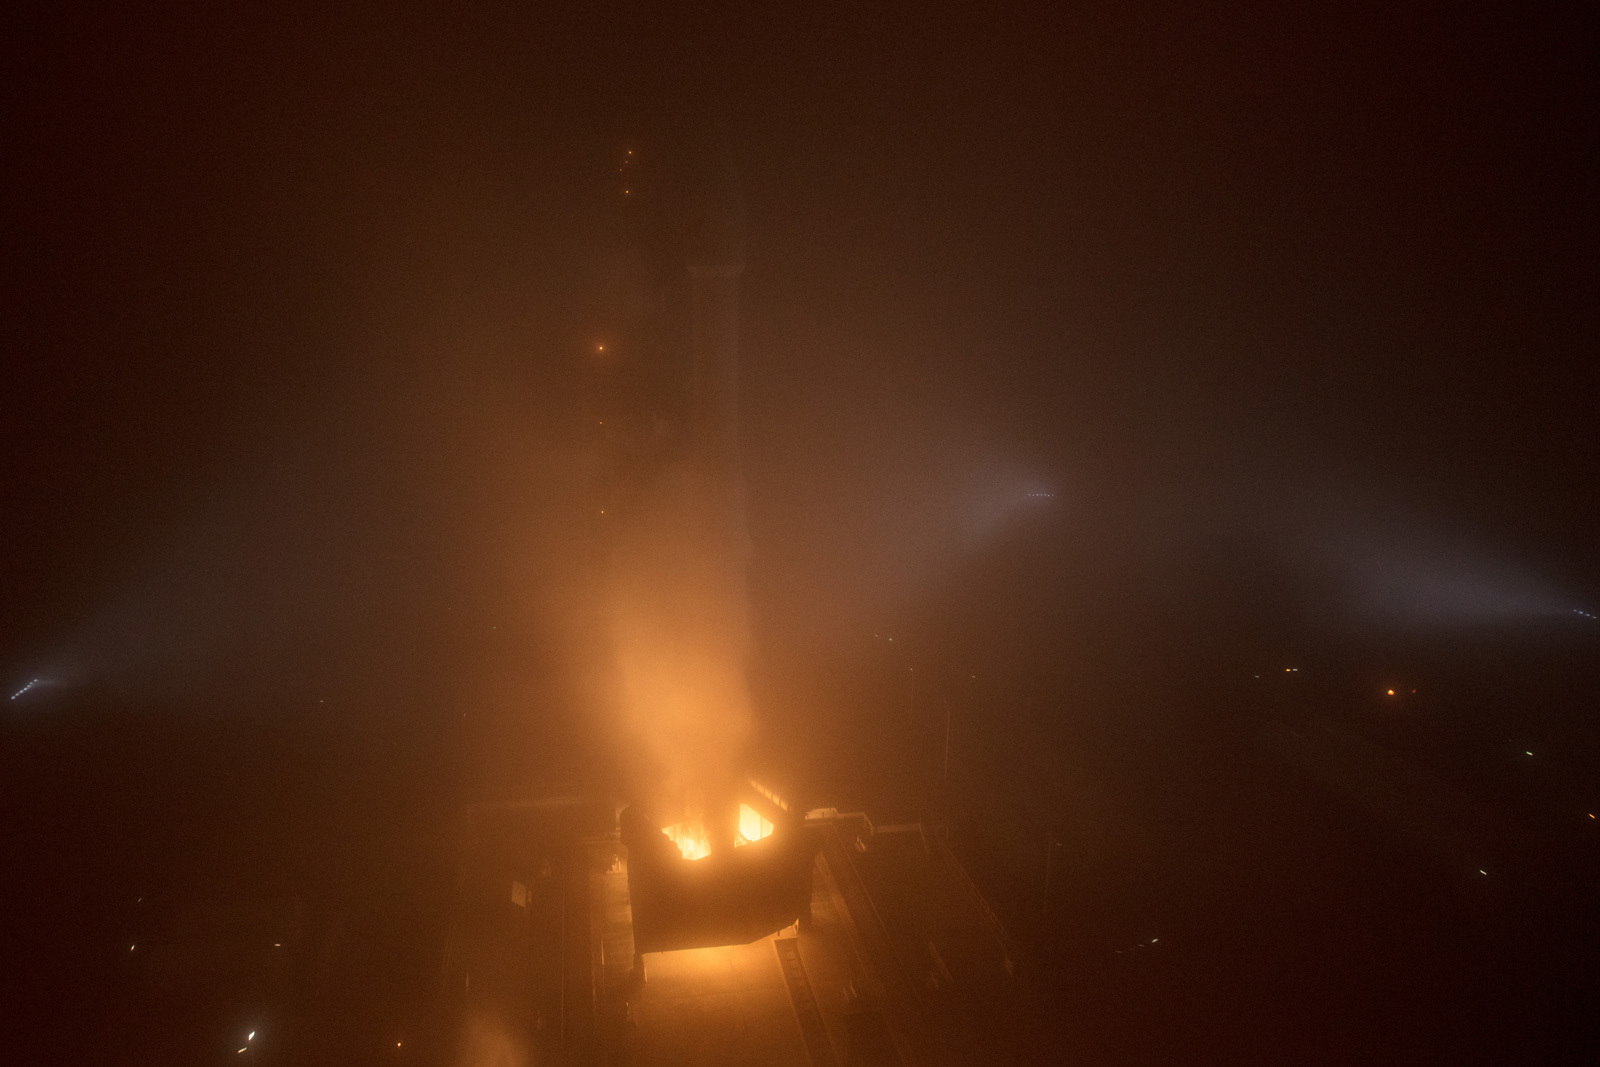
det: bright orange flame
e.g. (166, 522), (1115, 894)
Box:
(737, 803), (773, 844)
(663, 806), (774, 860)
(665, 822), (710, 860)
(1387, 689), (1396, 696)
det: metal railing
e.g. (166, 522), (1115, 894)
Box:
(931, 827), (1024, 979)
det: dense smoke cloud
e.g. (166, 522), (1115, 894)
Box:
(606, 458), (754, 819)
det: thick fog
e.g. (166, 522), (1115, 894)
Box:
(3, 3), (1595, 795)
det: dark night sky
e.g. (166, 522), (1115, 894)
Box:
(2, 1), (1596, 707)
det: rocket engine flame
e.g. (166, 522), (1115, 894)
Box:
(664, 804), (773, 861)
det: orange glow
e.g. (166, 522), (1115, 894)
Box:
(737, 803), (773, 844)
(1387, 689), (1395, 696)
(664, 821), (711, 860)
(663, 806), (771, 858)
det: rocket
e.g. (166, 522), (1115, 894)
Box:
(681, 145), (751, 855)
(685, 143), (750, 610)
(604, 139), (755, 857)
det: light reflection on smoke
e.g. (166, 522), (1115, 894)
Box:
(455, 1010), (529, 1067)
(607, 459), (754, 818)
(1348, 551), (1563, 622)
(1298, 510), (1566, 626)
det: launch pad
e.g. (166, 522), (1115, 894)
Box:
(441, 791), (1028, 1065)
(588, 809), (909, 1066)
(439, 141), (1028, 1064)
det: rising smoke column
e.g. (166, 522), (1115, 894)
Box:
(605, 145), (753, 848)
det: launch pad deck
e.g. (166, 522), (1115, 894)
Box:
(441, 802), (1024, 1065)
(576, 813), (1021, 1066)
